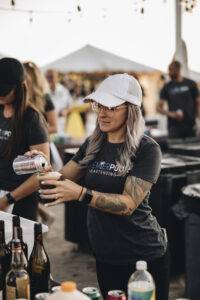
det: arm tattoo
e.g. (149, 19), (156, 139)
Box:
(94, 177), (152, 216)
(95, 193), (129, 214)
(124, 176), (152, 209)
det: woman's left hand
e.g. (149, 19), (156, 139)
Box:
(40, 179), (82, 207)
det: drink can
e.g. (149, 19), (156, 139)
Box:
(82, 287), (101, 300)
(51, 285), (61, 293)
(34, 293), (50, 300)
(107, 290), (126, 300)
(13, 155), (48, 175)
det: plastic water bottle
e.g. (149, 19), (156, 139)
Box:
(128, 260), (155, 300)
(46, 281), (90, 300)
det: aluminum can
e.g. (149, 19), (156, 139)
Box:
(34, 293), (49, 300)
(51, 285), (61, 293)
(107, 290), (126, 300)
(82, 287), (101, 300)
(13, 155), (48, 175)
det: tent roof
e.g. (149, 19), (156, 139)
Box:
(41, 44), (156, 73)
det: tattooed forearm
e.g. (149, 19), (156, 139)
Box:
(91, 177), (152, 216)
(95, 193), (129, 214)
(124, 176), (152, 208)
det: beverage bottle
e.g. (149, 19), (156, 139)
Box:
(28, 223), (50, 300)
(5, 239), (30, 300)
(7, 215), (21, 252)
(128, 260), (155, 300)
(46, 281), (90, 300)
(0, 220), (9, 300)
(17, 227), (28, 259)
(16, 227), (28, 270)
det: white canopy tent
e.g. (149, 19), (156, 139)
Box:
(41, 44), (156, 73)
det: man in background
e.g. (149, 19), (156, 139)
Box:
(157, 61), (200, 138)
(45, 69), (72, 133)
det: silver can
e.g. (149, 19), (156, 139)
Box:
(13, 155), (48, 175)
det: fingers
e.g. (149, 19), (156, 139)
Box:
(24, 150), (47, 159)
(44, 199), (63, 207)
(41, 180), (61, 187)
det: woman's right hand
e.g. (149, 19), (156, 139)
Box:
(21, 150), (52, 171)
(23, 149), (47, 159)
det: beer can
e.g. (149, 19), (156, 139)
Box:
(34, 293), (50, 300)
(51, 285), (61, 293)
(13, 155), (48, 175)
(82, 287), (101, 300)
(107, 290), (126, 300)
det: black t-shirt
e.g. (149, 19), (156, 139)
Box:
(72, 135), (167, 264)
(160, 78), (199, 132)
(0, 106), (49, 220)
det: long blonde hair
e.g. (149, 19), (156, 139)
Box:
(23, 62), (49, 114)
(79, 104), (145, 176)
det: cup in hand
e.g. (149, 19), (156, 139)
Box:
(37, 171), (62, 204)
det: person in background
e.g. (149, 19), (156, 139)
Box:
(157, 60), (200, 138)
(23, 62), (58, 134)
(23, 61), (60, 225)
(0, 57), (49, 221)
(63, 75), (76, 97)
(37, 74), (169, 300)
(45, 69), (72, 133)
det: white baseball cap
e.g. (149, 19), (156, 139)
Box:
(84, 73), (142, 107)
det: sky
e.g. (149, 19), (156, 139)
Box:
(0, 0), (200, 72)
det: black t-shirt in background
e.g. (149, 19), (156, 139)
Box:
(0, 106), (49, 220)
(160, 78), (199, 135)
(72, 135), (167, 265)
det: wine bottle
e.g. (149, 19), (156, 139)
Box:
(16, 227), (28, 270)
(28, 223), (50, 300)
(7, 215), (21, 252)
(17, 226), (28, 259)
(0, 220), (8, 300)
(6, 239), (30, 300)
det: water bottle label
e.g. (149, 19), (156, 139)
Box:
(128, 288), (155, 300)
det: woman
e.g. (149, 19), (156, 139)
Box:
(23, 61), (58, 135)
(0, 57), (49, 221)
(32, 74), (169, 299)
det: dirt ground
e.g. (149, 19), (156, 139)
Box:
(43, 203), (186, 299)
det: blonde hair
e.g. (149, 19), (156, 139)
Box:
(79, 104), (145, 176)
(23, 62), (49, 114)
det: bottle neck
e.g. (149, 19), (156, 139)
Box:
(34, 232), (43, 245)
(11, 248), (24, 269)
(0, 227), (5, 244)
(12, 226), (19, 239)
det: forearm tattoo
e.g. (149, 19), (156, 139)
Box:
(124, 176), (152, 209)
(95, 177), (152, 216)
(95, 193), (130, 215)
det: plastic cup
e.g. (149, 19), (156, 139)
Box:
(37, 171), (62, 204)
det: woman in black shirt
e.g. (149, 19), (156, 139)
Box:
(0, 57), (49, 220)
(31, 74), (168, 299)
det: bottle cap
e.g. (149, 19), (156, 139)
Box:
(136, 260), (147, 270)
(61, 281), (76, 292)
(13, 215), (20, 227)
